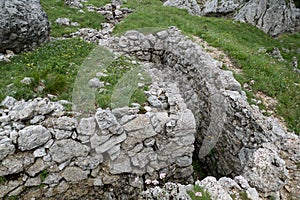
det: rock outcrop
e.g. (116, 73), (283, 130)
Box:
(163, 0), (300, 36)
(234, 0), (298, 36)
(0, 0), (51, 53)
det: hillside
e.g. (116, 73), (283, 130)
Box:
(1, 0), (299, 133)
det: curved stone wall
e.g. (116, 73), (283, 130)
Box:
(107, 27), (289, 193)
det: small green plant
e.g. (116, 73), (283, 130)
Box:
(192, 160), (207, 180)
(0, 176), (7, 184)
(8, 196), (18, 200)
(40, 170), (49, 182)
(187, 184), (211, 200)
(239, 191), (251, 200)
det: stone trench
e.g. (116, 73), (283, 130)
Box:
(0, 27), (299, 199)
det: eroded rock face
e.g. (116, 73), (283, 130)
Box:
(234, 0), (298, 36)
(0, 0), (51, 53)
(164, 0), (299, 35)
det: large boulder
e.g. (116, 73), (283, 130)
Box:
(0, 0), (51, 53)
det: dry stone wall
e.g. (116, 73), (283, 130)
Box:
(0, 82), (195, 199)
(107, 27), (298, 197)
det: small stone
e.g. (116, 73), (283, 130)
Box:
(55, 17), (70, 26)
(93, 178), (103, 186)
(55, 116), (77, 131)
(30, 115), (45, 124)
(33, 148), (46, 157)
(88, 77), (104, 88)
(49, 139), (90, 163)
(25, 177), (41, 187)
(0, 137), (15, 160)
(147, 95), (162, 108)
(43, 173), (62, 184)
(61, 166), (89, 182)
(27, 158), (48, 177)
(18, 125), (51, 151)
(77, 117), (96, 136)
(1, 96), (17, 109)
(20, 77), (33, 85)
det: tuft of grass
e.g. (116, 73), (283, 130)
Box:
(40, 0), (107, 37)
(114, 0), (300, 133)
(40, 170), (49, 182)
(187, 184), (211, 200)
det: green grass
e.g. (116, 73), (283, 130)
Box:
(113, 0), (300, 133)
(0, 38), (95, 102)
(187, 184), (211, 200)
(0, 41), (150, 110)
(94, 56), (151, 109)
(40, 0), (108, 37)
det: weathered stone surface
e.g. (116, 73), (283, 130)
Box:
(0, 152), (34, 176)
(77, 117), (96, 136)
(95, 108), (124, 135)
(18, 125), (51, 151)
(140, 182), (192, 199)
(234, 0), (298, 36)
(163, 0), (201, 15)
(0, 0), (50, 53)
(123, 115), (157, 150)
(55, 116), (77, 131)
(43, 173), (62, 184)
(0, 136), (15, 160)
(196, 177), (232, 200)
(25, 177), (41, 187)
(201, 0), (240, 16)
(1, 96), (17, 109)
(61, 166), (89, 182)
(49, 139), (90, 163)
(52, 129), (72, 140)
(243, 147), (288, 193)
(27, 158), (48, 177)
(163, 0), (299, 35)
(93, 133), (126, 154)
(75, 155), (103, 170)
(110, 153), (132, 174)
(0, 180), (20, 198)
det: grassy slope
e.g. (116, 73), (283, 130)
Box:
(0, 0), (298, 133)
(114, 0), (300, 133)
(40, 0), (110, 37)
